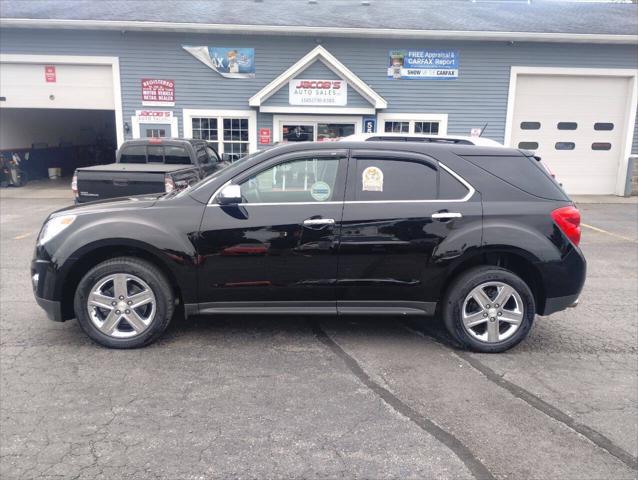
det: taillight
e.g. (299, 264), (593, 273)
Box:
(551, 206), (581, 246)
(164, 175), (175, 193)
(71, 172), (78, 197)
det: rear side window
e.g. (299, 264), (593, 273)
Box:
(461, 154), (568, 201)
(355, 159), (437, 201)
(439, 168), (470, 200)
(164, 146), (190, 165)
(119, 145), (146, 164)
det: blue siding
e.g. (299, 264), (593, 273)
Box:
(1, 28), (637, 150)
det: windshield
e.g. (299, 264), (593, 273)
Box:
(169, 150), (266, 200)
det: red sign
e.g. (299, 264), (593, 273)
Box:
(141, 79), (175, 105)
(44, 65), (56, 83)
(259, 128), (271, 145)
(294, 80), (342, 90)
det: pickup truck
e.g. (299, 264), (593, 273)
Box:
(72, 138), (227, 203)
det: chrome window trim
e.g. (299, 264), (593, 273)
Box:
(208, 161), (475, 206)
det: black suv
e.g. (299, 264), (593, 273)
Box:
(32, 142), (585, 352)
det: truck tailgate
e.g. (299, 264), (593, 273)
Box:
(76, 164), (193, 203)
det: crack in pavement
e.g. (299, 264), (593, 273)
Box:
(310, 321), (495, 480)
(404, 323), (638, 472)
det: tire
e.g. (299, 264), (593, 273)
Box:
(74, 257), (174, 348)
(442, 266), (535, 353)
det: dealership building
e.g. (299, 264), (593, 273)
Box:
(0, 0), (637, 195)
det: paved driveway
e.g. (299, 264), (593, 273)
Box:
(1, 182), (636, 479)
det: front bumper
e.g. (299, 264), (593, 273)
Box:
(31, 256), (69, 322)
(35, 295), (64, 322)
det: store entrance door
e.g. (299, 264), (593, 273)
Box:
(275, 116), (362, 143)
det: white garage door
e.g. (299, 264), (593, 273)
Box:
(510, 74), (633, 195)
(0, 62), (114, 110)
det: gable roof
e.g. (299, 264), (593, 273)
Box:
(1, 0), (637, 44)
(249, 45), (387, 110)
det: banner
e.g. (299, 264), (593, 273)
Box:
(141, 79), (175, 106)
(182, 46), (255, 78)
(289, 79), (347, 106)
(388, 50), (459, 80)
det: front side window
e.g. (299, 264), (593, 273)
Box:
(355, 158), (438, 201)
(239, 157), (340, 204)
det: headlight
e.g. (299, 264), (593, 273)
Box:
(38, 215), (76, 245)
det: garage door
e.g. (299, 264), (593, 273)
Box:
(0, 62), (114, 110)
(510, 74), (632, 195)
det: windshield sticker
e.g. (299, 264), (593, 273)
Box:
(362, 166), (384, 192)
(310, 181), (332, 201)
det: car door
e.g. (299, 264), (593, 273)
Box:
(336, 149), (482, 315)
(196, 149), (348, 311)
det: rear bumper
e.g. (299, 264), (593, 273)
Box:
(542, 293), (580, 316)
(35, 295), (64, 322)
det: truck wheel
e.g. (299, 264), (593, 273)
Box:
(74, 257), (174, 348)
(442, 266), (535, 353)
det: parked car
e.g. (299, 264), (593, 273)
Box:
(72, 138), (227, 203)
(33, 141), (585, 352)
(341, 132), (504, 146)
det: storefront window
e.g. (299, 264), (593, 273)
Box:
(192, 118), (218, 142)
(192, 117), (250, 159)
(383, 119), (441, 135)
(414, 121), (439, 134)
(384, 121), (409, 133)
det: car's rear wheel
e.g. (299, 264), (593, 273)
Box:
(442, 266), (535, 353)
(74, 257), (174, 348)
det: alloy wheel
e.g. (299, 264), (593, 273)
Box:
(461, 281), (525, 343)
(86, 273), (156, 338)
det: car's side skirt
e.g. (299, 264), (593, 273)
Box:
(185, 301), (437, 317)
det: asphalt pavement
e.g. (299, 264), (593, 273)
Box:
(1, 180), (636, 479)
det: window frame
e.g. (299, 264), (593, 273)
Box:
(212, 149), (349, 205)
(183, 109), (257, 157)
(346, 150), (472, 203)
(376, 113), (448, 136)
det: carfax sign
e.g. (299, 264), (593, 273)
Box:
(388, 50), (459, 80)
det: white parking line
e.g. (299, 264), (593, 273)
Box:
(581, 223), (638, 244)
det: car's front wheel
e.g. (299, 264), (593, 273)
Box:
(74, 257), (174, 348)
(442, 266), (535, 353)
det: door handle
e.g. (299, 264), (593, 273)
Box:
(303, 218), (336, 226)
(431, 212), (462, 220)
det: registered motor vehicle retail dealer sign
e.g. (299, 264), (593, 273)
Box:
(289, 79), (347, 106)
(142, 79), (175, 106)
(388, 50), (459, 80)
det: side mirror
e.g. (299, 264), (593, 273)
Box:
(217, 184), (242, 205)
(222, 153), (238, 162)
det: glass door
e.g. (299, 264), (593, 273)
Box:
(282, 124), (315, 143)
(279, 119), (357, 143)
(317, 123), (355, 142)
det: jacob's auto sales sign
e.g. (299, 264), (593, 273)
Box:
(289, 79), (347, 106)
(142, 79), (175, 106)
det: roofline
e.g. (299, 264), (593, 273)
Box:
(1, 18), (637, 44)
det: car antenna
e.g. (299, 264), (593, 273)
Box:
(479, 123), (488, 137)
